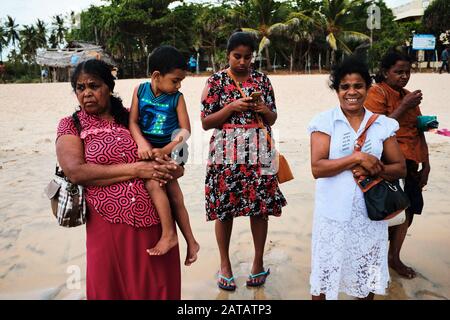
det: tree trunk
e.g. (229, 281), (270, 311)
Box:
(264, 45), (272, 71)
(325, 49), (330, 69)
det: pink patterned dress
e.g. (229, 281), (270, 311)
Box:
(57, 110), (180, 300)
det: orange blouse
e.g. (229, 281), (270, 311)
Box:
(365, 82), (428, 163)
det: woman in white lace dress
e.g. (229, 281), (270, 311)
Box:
(308, 56), (406, 300)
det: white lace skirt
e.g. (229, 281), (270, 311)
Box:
(310, 190), (390, 300)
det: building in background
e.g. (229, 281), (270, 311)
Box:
(392, 0), (434, 22)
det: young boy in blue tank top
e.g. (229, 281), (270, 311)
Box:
(130, 46), (199, 265)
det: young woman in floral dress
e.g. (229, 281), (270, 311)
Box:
(201, 32), (287, 291)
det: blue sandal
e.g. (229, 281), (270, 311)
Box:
(217, 273), (236, 291)
(246, 268), (270, 287)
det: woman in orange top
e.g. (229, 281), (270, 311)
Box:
(365, 51), (430, 279)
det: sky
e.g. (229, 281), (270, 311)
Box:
(1, 0), (412, 26)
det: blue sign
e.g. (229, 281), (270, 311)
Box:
(412, 34), (436, 50)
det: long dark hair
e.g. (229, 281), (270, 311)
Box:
(71, 59), (129, 128)
(374, 51), (412, 83)
(226, 31), (256, 54)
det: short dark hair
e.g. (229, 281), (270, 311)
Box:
(148, 45), (187, 75)
(70, 59), (129, 127)
(374, 51), (412, 83)
(329, 55), (372, 91)
(226, 32), (256, 54)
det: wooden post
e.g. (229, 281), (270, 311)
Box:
(319, 53), (322, 73)
(290, 54), (293, 73)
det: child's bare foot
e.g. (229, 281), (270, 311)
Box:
(184, 241), (200, 266)
(147, 234), (178, 256)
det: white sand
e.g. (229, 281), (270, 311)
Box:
(0, 73), (449, 300)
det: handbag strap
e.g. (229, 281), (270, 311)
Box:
(56, 111), (83, 176)
(354, 114), (379, 152)
(353, 113), (382, 191)
(226, 69), (274, 150)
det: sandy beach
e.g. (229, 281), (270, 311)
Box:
(0, 73), (449, 300)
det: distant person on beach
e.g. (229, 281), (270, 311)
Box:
(41, 68), (48, 82)
(439, 46), (449, 74)
(201, 31), (287, 291)
(308, 56), (406, 300)
(188, 55), (197, 73)
(56, 59), (182, 299)
(129, 45), (199, 264)
(365, 51), (430, 279)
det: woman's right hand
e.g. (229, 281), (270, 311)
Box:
(134, 157), (178, 184)
(355, 151), (384, 176)
(228, 97), (254, 113)
(401, 90), (422, 110)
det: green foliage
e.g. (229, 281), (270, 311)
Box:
(0, 0), (438, 80)
(423, 0), (450, 35)
(2, 52), (40, 83)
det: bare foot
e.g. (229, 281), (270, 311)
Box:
(184, 241), (200, 266)
(147, 234), (178, 256)
(389, 259), (416, 279)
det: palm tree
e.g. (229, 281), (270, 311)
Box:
(5, 15), (20, 49)
(52, 15), (67, 48)
(20, 25), (39, 63)
(236, 0), (296, 70)
(194, 4), (233, 71)
(35, 19), (47, 49)
(0, 25), (8, 61)
(292, 0), (370, 66)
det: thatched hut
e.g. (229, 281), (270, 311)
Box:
(36, 41), (115, 82)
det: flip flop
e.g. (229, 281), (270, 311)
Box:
(246, 268), (270, 287)
(217, 273), (236, 291)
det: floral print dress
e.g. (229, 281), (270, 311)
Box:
(201, 69), (287, 221)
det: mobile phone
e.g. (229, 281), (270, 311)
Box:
(250, 92), (262, 102)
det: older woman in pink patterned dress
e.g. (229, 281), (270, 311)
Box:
(56, 59), (182, 299)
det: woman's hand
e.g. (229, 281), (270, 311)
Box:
(254, 101), (271, 115)
(355, 151), (384, 176)
(137, 141), (153, 160)
(134, 157), (178, 185)
(352, 165), (370, 179)
(228, 97), (254, 113)
(401, 90), (422, 110)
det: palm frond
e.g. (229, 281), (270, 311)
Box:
(340, 30), (370, 42)
(326, 32), (337, 50)
(258, 36), (270, 54)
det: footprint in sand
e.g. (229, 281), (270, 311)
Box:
(415, 290), (448, 300)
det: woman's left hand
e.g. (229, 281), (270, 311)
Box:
(253, 101), (271, 115)
(419, 161), (430, 188)
(352, 165), (370, 179)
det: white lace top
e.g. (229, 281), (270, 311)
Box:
(307, 106), (399, 221)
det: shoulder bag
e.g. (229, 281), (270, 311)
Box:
(354, 114), (410, 221)
(44, 111), (87, 227)
(225, 69), (293, 183)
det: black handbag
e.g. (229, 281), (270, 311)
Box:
(354, 114), (410, 221)
(362, 178), (410, 221)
